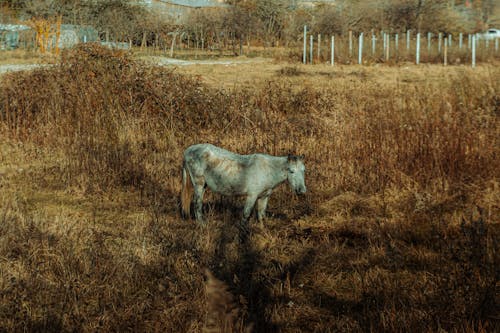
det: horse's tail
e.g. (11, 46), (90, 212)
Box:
(181, 161), (193, 218)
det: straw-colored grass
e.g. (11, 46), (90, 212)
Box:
(0, 44), (498, 332)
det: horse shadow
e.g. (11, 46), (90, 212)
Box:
(200, 193), (311, 223)
(203, 195), (243, 221)
(208, 223), (319, 332)
(209, 230), (279, 332)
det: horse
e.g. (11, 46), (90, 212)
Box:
(180, 143), (306, 228)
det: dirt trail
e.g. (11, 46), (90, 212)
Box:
(0, 57), (269, 75)
(143, 56), (270, 66)
(0, 64), (48, 74)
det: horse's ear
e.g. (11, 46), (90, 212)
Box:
(299, 154), (305, 160)
(288, 154), (297, 162)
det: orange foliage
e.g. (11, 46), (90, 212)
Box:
(27, 16), (62, 54)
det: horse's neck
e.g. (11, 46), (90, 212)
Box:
(269, 156), (288, 186)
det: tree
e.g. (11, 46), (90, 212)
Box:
(224, 0), (258, 50)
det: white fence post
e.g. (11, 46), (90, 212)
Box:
(395, 33), (399, 56)
(448, 34), (452, 48)
(349, 30), (353, 57)
(386, 33), (390, 61)
(406, 30), (410, 51)
(427, 32), (432, 52)
(303, 25), (307, 64)
(318, 34), (321, 60)
(438, 33), (442, 53)
(358, 32), (363, 64)
(309, 35), (313, 64)
(416, 33), (420, 64)
(383, 32), (386, 53)
(444, 37), (448, 66)
(468, 34), (471, 49)
(459, 33), (463, 49)
(472, 34), (476, 68)
(331, 35), (335, 66)
(372, 33), (376, 55)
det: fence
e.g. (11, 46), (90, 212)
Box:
(301, 27), (500, 67)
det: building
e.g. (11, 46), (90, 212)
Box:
(141, 0), (229, 23)
(58, 25), (99, 48)
(0, 24), (30, 49)
(0, 23), (98, 50)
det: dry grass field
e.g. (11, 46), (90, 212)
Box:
(0, 44), (499, 332)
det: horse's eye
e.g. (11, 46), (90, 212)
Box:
(289, 170), (295, 173)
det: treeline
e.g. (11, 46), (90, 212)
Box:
(0, 0), (497, 48)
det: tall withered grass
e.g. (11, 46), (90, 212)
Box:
(0, 44), (498, 332)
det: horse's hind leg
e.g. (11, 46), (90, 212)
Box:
(193, 178), (206, 223)
(238, 195), (258, 242)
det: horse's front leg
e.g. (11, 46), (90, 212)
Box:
(239, 195), (258, 242)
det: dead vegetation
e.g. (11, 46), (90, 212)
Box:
(0, 44), (499, 332)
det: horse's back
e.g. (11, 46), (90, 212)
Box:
(184, 144), (277, 172)
(184, 144), (241, 165)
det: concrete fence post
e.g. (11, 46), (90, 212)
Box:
(318, 34), (321, 61)
(372, 33), (376, 55)
(395, 33), (399, 56)
(309, 35), (313, 64)
(444, 38), (448, 66)
(472, 34), (476, 68)
(358, 32), (363, 64)
(303, 25), (307, 64)
(385, 33), (390, 61)
(416, 33), (420, 64)
(382, 32), (386, 53)
(349, 30), (353, 57)
(331, 35), (335, 66)
(406, 30), (410, 51)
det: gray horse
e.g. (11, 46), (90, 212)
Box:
(181, 143), (306, 225)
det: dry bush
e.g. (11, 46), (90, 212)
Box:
(0, 44), (217, 191)
(0, 45), (499, 332)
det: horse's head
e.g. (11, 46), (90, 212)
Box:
(287, 154), (307, 195)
